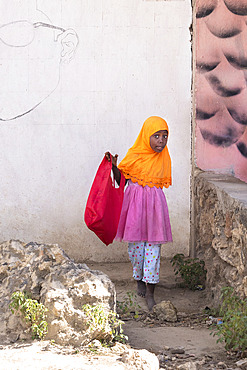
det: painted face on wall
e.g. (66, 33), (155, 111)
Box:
(0, 1), (78, 121)
(195, 0), (247, 183)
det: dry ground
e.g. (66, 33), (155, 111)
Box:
(0, 259), (242, 369)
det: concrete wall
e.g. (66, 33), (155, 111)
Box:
(195, 0), (247, 183)
(0, 0), (192, 262)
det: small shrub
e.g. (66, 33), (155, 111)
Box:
(9, 291), (48, 339)
(170, 253), (207, 290)
(117, 290), (141, 318)
(82, 303), (128, 344)
(211, 287), (247, 353)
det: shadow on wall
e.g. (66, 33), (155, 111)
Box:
(195, 0), (247, 183)
(0, 0), (78, 122)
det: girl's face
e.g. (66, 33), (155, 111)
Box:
(149, 130), (168, 153)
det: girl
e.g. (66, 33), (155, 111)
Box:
(106, 116), (172, 311)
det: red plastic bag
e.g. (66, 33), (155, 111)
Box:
(84, 156), (125, 245)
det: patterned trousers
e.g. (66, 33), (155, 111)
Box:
(128, 241), (161, 284)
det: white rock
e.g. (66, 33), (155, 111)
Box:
(236, 358), (247, 369)
(121, 348), (159, 370)
(177, 361), (198, 370)
(0, 240), (116, 346)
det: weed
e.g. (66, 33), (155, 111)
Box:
(9, 291), (48, 340)
(170, 253), (207, 291)
(211, 287), (247, 353)
(89, 347), (98, 353)
(117, 291), (141, 318)
(82, 303), (128, 344)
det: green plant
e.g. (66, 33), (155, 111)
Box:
(170, 253), (207, 290)
(82, 303), (128, 344)
(211, 287), (247, 353)
(117, 291), (141, 318)
(9, 291), (48, 339)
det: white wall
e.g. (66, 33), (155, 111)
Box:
(0, 0), (191, 262)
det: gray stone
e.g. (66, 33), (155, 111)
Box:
(171, 347), (185, 354)
(153, 300), (178, 322)
(0, 240), (116, 346)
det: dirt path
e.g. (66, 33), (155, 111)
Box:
(88, 260), (241, 369)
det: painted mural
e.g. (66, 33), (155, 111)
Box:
(0, 0), (78, 122)
(195, 0), (247, 183)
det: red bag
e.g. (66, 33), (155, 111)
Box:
(84, 156), (125, 245)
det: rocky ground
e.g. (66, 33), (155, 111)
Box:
(0, 258), (246, 369)
(88, 260), (247, 370)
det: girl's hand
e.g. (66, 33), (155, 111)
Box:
(105, 152), (118, 167)
(105, 152), (125, 186)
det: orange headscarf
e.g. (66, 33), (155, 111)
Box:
(118, 116), (172, 188)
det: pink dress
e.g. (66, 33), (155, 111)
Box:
(115, 180), (172, 243)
